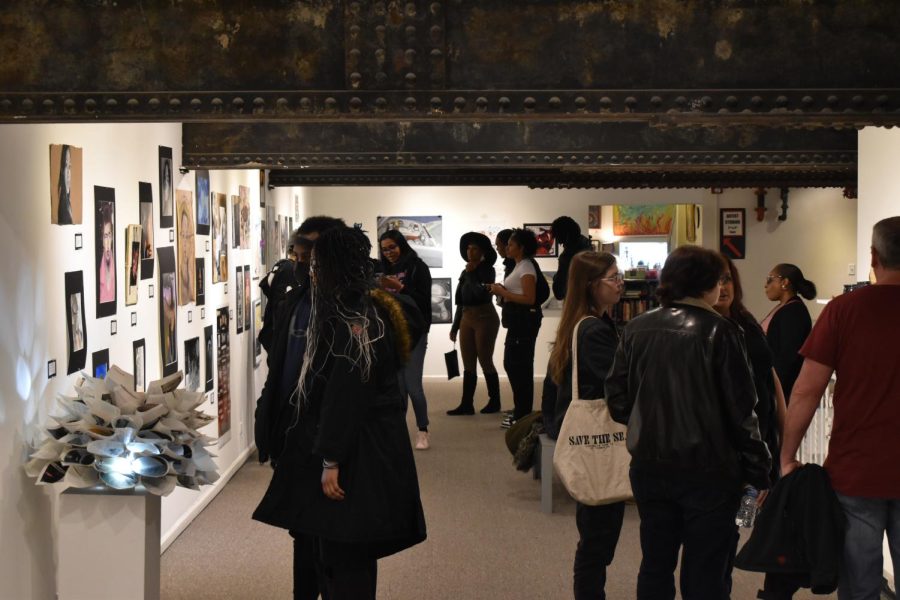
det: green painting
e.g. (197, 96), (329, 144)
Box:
(613, 204), (675, 236)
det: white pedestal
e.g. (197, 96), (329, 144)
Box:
(58, 487), (161, 600)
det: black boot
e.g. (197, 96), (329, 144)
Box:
(447, 371), (477, 415)
(481, 372), (501, 414)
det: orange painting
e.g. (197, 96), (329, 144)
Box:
(613, 205), (675, 236)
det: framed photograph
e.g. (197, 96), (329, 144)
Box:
(377, 215), (443, 268)
(49, 144), (83, 225)
(110, 320), (117, 336)
(195, 169), (211, 236)
(204, 324), (214, 392)
(253, 299), (262, 367)
(523, 223), (557, 257)
(139, 181), (155, 279)
(243, 264), (251, 333)
(159, 146), (174, 228)
(74, 233), (83, 250)
(176, 189), (196, 305)
(64, 271), (87, 374)
(196, 257), (205, 306)
(133, 338), (146, 393)
(124, 223), (141, 306)
(157, 246), (178, 376)
(211, 192), (228, 283)
(94, 186), (117, 318)
(235, 265), (244, 334)
(184, 337), (201, 392)
(47, 360), (57, 379)
(92, 348), (109, 379)
(216, 307), (231, 439)
(431, 277), (453, 324)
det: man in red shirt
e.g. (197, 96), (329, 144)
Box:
(781, 216), (900, 599)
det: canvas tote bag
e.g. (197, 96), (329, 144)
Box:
(553, 316), (633, 505)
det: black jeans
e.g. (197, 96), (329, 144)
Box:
(630, 468), (742, 600)
(316, 538), (377, 600)
(574, 501), (626, 600)
(503, 323), (539, 420)
(290, 531), (327, 600)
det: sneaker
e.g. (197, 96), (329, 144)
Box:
(500, 414), (516, 429)
(415, 431), (430, 450)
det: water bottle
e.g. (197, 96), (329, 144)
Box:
(735, 485), (759, 528)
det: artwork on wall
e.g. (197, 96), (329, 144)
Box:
(195, 169), (211, 236)
(157, 246), (178, 376)
(204, 324), (214, 392)
(431, 277), (453, 324)
(216, 306), (231, 440)
(92, 349), (109, 379)
(94, 186), (117, 318)
(231, 193), (241, 249)
(196, 258), (205, 306)
(259, 219), (266, 271)
(281, 217), (288, 257)
(253, 299), (262, 367)
(64, 271), (87, 374)
(124, 224), (141, 306)
(176, 189), (196, 305)
(588, 205), (601, 229)
(243, 265), (251, 333)
(235, 265), (244, 334)
(612, 204), (675, 236)
(133, 338), (146, 393)
(377, 215), (443, 267)
(541, 271), (563, 311)
(159, 146), (174, 229)
(184, 337), (200, 392)
(239, 185), (251, 249)
(139, 181), (155, 279)
(523, 223), (557, 257)
(211, 192), (228, 283)
(49, 144), (83, 225)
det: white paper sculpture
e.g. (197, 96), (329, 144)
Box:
(25, 366), (218, 495)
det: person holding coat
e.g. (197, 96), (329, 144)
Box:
(447, 232), (502, 415)
(253, 226), (427, 600)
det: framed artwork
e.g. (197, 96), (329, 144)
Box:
(159, 146), (174, 228)
(196, 257), (205, 306)
(176, 189), (196, 305)
(253, 299), (262, 367)
(243, 265), (251, 333)
(195, 169), (211, 236)
(92, 349), (109, 379)
(431, 277), (453, 324)
(239, 185), (251, 249)
(157, 246), (178, 376)
(124, 224), (141, 306)
(612, 204), (675, 236)
(588, 205), (601, 229)
(211, 192), (228, 283)
(235, 265), (244, 334)
(94, 186), (117, 317)
(139, 181), (155, 279)
(49, 144), (83, 225)
(259, 219), (266, 271)
(133, 338), (146, 393)
(204, 324), (214, 392)
(184, 337), (200, 392)
(64, 271), (87, 374)
(523, 223), (557, 257)
(231, 193), (241, 249)
(377, 215), (443, 267)
(216, 306), (231, 439)
(541, 271), (563, 311)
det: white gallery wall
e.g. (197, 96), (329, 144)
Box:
(298, 185), (856, 379)
(0, 123), (264, 600)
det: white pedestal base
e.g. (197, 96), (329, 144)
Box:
(58, 487), (161, 600)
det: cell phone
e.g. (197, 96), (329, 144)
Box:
(483, 283), (493, 290)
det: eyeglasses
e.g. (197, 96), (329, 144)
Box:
(598, 273), (625, 284)
(765, 275), (784, 284)
(381, 244), (399, 253)
(719, 275), (733, 285)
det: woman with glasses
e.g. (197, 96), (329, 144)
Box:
(547, 251), (625, 600)
(761, 263), (817, 402)
(378, 230), (433, 450)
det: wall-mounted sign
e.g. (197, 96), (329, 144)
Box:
(720, 208), (746, 259)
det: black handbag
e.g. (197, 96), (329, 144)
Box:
(444, 345), (460, 380)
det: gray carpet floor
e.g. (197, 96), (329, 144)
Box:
(160, 379), (834, 599)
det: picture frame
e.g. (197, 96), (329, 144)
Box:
(94, 186), (117, 318)
(523, 223), (557, 257)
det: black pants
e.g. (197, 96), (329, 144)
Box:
(574, 501), (626, 600)
(316, 538), (377, 600)
(630, 469), (742, 600)
(291, 531), (327, 600)
(503, 323), (539, 420)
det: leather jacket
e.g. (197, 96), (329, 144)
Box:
(606, 300), (772, 490)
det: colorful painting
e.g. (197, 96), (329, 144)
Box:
(523, 223), (557, 257)
(612, 205), (675, 236)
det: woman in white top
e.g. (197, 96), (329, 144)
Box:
(487, 228), (542, 426)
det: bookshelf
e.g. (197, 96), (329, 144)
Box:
(611, 277), (659, 325)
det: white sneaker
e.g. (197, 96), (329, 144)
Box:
(415, 431), (430, 450)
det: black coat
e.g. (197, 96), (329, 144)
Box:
(765, 296), (812, 401)
(385, 254), (433, 332)
(258, 259), (301, 354)
(606, 301), (772, 490)
(253, 296), (427, 559)
(735, 464), (845, 594)
(552, 234), (592, 300)
(450, 262), (496, 335)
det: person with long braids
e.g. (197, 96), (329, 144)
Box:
(254, 226), (427, 600)
(547, 251), (625, 600)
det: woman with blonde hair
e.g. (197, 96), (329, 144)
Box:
(547, 251), (625, 600)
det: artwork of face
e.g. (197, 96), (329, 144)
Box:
(50, 144), (83, 225)
(185, 337), (200, 392)
(196, 170), (210, 229)
(69, 293), (84, 352)
(212, 193), (228, 283)
(94, 188), (117, 316)
(161, 158), (173, 217)
(140, 200), (154, 259)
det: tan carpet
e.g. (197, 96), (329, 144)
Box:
(161, 379), (834, 599)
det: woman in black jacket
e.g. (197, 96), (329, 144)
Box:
(378, 229), (433, 449)
(447, 232), (501, 415)
(253, 226), (427, 600)
(760, 263), (817, 402)
(547, 251), (624, 600)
